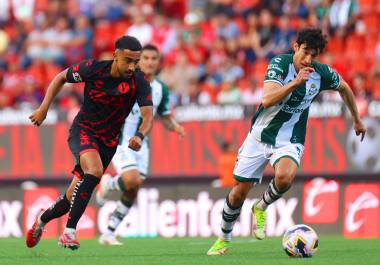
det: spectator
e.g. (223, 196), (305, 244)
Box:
(126, 9), (153, 45)
(159, 50), (198, 105)
(215, 141), (236, 188)
(328, 0), (359, 34)
(273, 15), (296, 54)
(213, 9), (240, 40)
(216, 79), (241, 105)
(0, 0), (378, 115)
(352, 73), (370, 116)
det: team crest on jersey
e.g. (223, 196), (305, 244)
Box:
(118, 82), (130, 94)
(268, 70), (276, 78)
(308, 83), (318, 95)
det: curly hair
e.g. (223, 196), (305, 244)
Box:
(296, 28), (328, 54)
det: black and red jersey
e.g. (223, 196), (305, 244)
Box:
(66, 59), (152, 147)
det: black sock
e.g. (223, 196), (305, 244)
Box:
(256, 179), (286, 210)
(40, 194), (70, 223)
(66, 174), (99, 229)
(220, 195), (242, 241)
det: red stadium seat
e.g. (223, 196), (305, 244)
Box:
(362, 13), (380, 34)
(93, 21), (114, 56)
(348, 57), (368, 75)
(344, 34), (365, 60)
(253, 58), (269, 84)
(234, 17), (247, 34)
(112, 20), (131, 42)
(364, 35), (379, 57)
(372, 77), (380, 99)
(358, 0), (376, 14)
(327, 35), (344, 54)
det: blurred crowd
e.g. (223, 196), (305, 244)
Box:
(0, 0), (380, 118)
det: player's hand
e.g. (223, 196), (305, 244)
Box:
(128, 136), (142, 151)
(354, 119), (366, 142)
(174, 124), (186, 138)
(29, 108), (48, 126)
(293, 67), (314, 86)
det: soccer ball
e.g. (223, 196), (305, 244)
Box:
(282, 224), (319, 258)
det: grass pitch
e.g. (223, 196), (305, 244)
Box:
(0, 236), (379, 265)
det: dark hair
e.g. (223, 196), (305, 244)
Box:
(142, 44), (159, 53)
(296, 28), (328, 54)
(115, 35), (142, 51)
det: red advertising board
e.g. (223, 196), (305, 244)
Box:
(24, 187), (60, 239)
(0, 118), (379, 179)
(302, 178), (340, 223)
(60, 206), (97, 238)
(343, 183), (380, 238)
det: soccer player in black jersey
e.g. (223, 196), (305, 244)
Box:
(26, 36), (153, 250)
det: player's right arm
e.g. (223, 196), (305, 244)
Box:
(261, 55), (314, 109)
(29, 69), (68, 126)
(262, 67), (314, 109)
(29, 59), (94, 126)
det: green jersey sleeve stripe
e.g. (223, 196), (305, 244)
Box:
(264, 79), (284, 86)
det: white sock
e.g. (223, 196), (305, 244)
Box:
(106, 200), (130, 234)
(106, 175), (121, 191)
(220, 197), (241, 241)
(64, 227), (76, 235)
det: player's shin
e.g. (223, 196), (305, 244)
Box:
(66, 174), (100, 231)
(220, 195), (242, 242)
(40, 194), (71, 224)
(106, 174), (123, 191)
(105, 197), (133, 234)
(255, 179), (287, 210)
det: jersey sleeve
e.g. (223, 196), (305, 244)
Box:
(264, 55), (289, 86)
(66, 59), (95, 83)
(135, 72), (153, 107)
(157, 80), (171, 116)
(319, 64), (341, 91)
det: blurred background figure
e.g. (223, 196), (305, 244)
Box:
(212, 140), (236, 188)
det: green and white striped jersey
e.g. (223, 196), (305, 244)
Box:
(119, 78), (171, 145)
(251, 54), (341, 147)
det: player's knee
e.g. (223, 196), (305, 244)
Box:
(121, 171), (142, 191)
(229, 184), (250, 207)
(84, 167), (103, 178)
(229, 192), (245, 207)
(124, 177), (143, 191)
(275, 173), (293, 192)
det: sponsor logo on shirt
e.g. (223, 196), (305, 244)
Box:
(73, 72), (82, 82)
(268, 64), (284, 73)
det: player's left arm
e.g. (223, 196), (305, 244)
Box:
(156, 80), (185, 138)
(128, 106), (153, 151)
(160, 114), (186, 138)
(128, 72), (154, 151)
(338, 78), (366, 141)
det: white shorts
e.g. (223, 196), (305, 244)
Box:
(233, 132), (304, 183)
(112, 139), (149, 178)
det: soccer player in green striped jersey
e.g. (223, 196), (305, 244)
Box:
(207, 28), (366, 255)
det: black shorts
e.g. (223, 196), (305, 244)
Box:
(68, 125), (117, 178)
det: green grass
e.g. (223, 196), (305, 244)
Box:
(0, 236), (379, 265)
